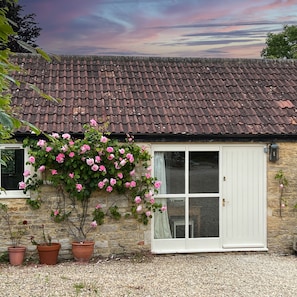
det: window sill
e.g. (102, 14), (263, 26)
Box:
(0, 190), (30, 199)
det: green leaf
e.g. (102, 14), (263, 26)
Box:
(0, 110), (13, 128)
(28, 84), (61, 103)
(35, 48), (51, 62)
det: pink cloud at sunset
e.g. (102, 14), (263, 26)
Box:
(20, 0), (297, 58)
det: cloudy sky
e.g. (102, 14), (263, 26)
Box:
(20, 0), (297, 59)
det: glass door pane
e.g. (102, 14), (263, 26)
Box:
(189, 152), (219, 193)
(163, 152), (185, 194)
(189, 197), (219, 238)
(167, 198), (185, 238)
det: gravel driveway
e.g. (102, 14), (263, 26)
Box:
(0, 253), (296, 296)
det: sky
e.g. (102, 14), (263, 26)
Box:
(20, 0), (297, 59)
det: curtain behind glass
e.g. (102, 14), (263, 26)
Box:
(154, 152), (172, 239)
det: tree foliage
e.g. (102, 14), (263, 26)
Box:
(0, 0), (41, 52)
(261, 25), (297, 59)
(0, 0), (57, 146)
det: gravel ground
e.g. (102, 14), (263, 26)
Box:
(0, 253), (297, 296)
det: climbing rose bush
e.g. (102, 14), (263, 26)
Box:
(21, 119), (164, 241)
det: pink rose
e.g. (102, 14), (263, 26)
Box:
(90, 220), (97, 228)
(99, 165), (106, 172)
(100, 136), (108, 143)
(37, 139), (46, 147)
(86, 158), (94, 166)
(161, 205), (167, 212)
(110, 178), (117, 186)
(126, 153), (133, 159)
(119, 148), (125, 154)
(106, 186), (113, 192)
(76, 183), (83, 192)
(69, 152), (75, 158)
(69, 173), (74, 178)
(54, 209), (59, 216)
(106, 146), (114, 153)
(23, 170), (30, 177)
(136, 205), (142, 213)
(134, 196), (141, 204)
(120, 159), (127, 166)
(46, 146), (52, 152)
(95, 204), (102, 209)
(145, 211), (151, 217)
(91, 164), (99, 171)
(28, 156), (35, 164)
(117, 172), (123, 179)
(126, 153), (134, 162)
(51, 133), (60, 138)
(95, 156), (101, 163)
(130, 180), (136, 188)
(98, 181), (105, 189)
(108, 154), (115, 160)
(154, 181), (162, 189)
(145, 191), (153, 199)
(80, 144), (90, 153)
(56, 153), (65, 163)
(18, 181), (26, 190)
(62, 133), (71, 139)
(38, 165), (46, 172)
(51, 169), (58, 175)
(90, 119), (97, 127)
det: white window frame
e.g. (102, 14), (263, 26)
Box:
(0, 143), (30, 198)
(151, 144), (223, 253)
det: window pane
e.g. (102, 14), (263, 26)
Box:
(189, 151), (219, 193)
(167, 198), (185, 238)
(1, 149), (24, 190)
(154, 152), (185, 194)
(189, 197), (219, 238)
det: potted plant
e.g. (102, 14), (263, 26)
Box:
(20, 119), (165, 262)
(0, 203), (28, 265)
(30, 224), (61, 265)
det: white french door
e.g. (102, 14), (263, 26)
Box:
(221, 146), (267, 249)
(151, 144), (267, 254)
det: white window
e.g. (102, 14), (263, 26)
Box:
(0, 144), (30, 198)
(153, 146), (220, 240)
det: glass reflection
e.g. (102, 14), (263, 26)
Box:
(189, 152), (219, 193)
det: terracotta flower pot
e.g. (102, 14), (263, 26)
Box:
(72, 241), (94, 262)
(8, 246), (26, 266)
(37, 243), (61, 265)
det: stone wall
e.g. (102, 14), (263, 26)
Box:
(0, 186), (151, 261)
(267, 142), (297, 254)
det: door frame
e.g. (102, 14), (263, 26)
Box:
(151, 143), (267, 254)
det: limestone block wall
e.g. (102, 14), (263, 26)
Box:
(0, 185), (151, 261)
(267, 142), (297, 254)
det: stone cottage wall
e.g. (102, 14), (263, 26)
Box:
(0, 186), (151, 261)
(1, 141), (297, 262)
(267, 142), (297, 254)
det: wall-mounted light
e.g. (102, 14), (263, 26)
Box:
(269, 143), (279, 162)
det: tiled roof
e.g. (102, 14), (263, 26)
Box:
(10, 54), (297, 139)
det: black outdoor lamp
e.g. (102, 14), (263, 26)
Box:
(269, 143), (279, 162)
